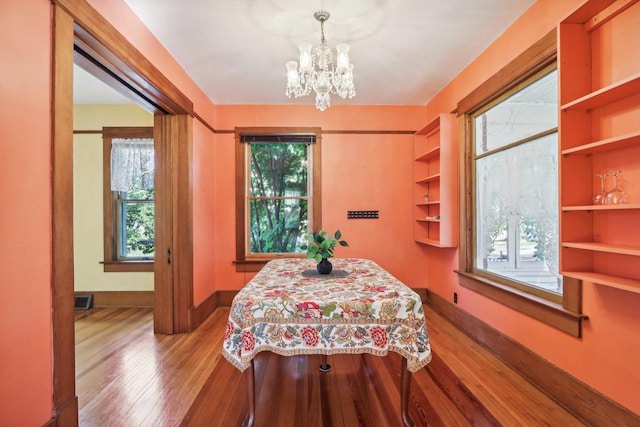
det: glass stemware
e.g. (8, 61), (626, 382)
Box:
(593, 173), (607, 205)
(605, 170), (627, 205)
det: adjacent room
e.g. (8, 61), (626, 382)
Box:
(1, 0), (639, 426)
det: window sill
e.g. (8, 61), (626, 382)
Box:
(233, 259), (269, 272)
(455, 270), (587, 337)
(234, 254), (306, 272)
(101, 260), (154, 272)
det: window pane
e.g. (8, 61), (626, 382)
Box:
(248, 142), (310, 254)
(475, 69), (558, 154)
(475, 133), (561, 294)
(119, 201), (155, 258)
(122, 187), (154, 201)
(249, 143), (308, 197)
(249, 198), (308, 253)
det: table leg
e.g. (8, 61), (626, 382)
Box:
(243, 359), (255, 427)
(401, 357), (414, 427)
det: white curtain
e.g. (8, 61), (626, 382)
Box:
(110, 138), (154, 192)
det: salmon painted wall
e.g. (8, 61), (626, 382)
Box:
(86, 0), (219, 308)
(193, 121), (217, 306)
(213, 105), (429, 290)
(0, 1), (53, 425)
(425, 0), (639, 413)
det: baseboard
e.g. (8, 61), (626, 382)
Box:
(189, 291), (218, 330)
(412, 287), (428, 303)
(75, 291), (154, 307)
(426, 290), (640, 426)
(217, 290), (238, 307)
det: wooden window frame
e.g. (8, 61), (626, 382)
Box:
(456, 29), (586, 337)
(235, 127), (322, 272)
(102, 126), (154, 272)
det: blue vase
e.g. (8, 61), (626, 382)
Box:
(317, 258), (333, 274)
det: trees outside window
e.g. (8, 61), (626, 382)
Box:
(248, 142), (309, 254)
(102, 127), (154, 271)
(235, 128), (322, 270)
(116, 185), (155, 259)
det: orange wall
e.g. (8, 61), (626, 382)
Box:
(212, 105), (429, 290)
(192, 121), (217, 306)
(0, 1), (54, 425)
(426, 0), (640, 413)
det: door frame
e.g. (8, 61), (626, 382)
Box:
(52, 0), (194, 423)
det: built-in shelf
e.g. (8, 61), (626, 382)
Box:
(416, 173), (440, 184)
(413, 113), (458, 247)
(562, 203), (640, 211)
(415, 237), (444, 247)
(561, 131), (640, 156)
(563, 271), (640, 294)
(416, 218), (441, 223)
(559, 4), (640, 295)
(562, 242), (640, 256)
(415, 146), (440, 162)
(561, 72), (640, 111)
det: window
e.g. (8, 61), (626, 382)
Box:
(235, 128), (322, 271)
(473, 67), (561, 301)
(457, 30), (584, 336)
(102, 127), (154, 272)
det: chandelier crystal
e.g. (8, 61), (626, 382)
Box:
(285, 11), (356, 111)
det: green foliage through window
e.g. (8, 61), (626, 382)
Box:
(118, 186), (154, 259)
(248, 142), (309, 253)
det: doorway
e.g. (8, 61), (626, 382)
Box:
(52, 2), (194, 423)
(73, 66), (155, 309)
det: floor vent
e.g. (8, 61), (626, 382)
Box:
(74, 294), (94, 310)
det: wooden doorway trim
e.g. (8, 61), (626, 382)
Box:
(154, 114), (194, 334)
(51, 6), (79, 425)
(52, 0), (195, 423)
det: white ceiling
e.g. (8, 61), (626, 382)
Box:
(74, 0), (536, 107)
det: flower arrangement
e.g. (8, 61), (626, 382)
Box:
(302, 230), (349, 262)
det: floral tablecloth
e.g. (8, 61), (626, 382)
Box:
(222, 258), (432, 373)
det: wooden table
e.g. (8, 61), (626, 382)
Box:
(222, 258), (432, 426)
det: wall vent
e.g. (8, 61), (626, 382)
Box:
(74, 294), (94, 310)
(347, 210), (379, 219)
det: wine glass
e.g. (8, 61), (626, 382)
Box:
(593, 173), (607, 205)
(606, 170), (627, 205)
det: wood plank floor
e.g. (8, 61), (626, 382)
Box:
(75, 306), (585, 426)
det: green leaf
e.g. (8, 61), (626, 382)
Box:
(339, 241), (349, 247)
(314, 253), (322, 263)
(335, 229), (342, 240)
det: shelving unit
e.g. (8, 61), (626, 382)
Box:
(413, 113), (458, 247)
(559, 0), (640, 293)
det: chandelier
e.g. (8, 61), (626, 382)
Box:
(285, 11), (356, 111)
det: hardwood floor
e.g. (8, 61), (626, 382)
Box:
(75, 306), (585, 426)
